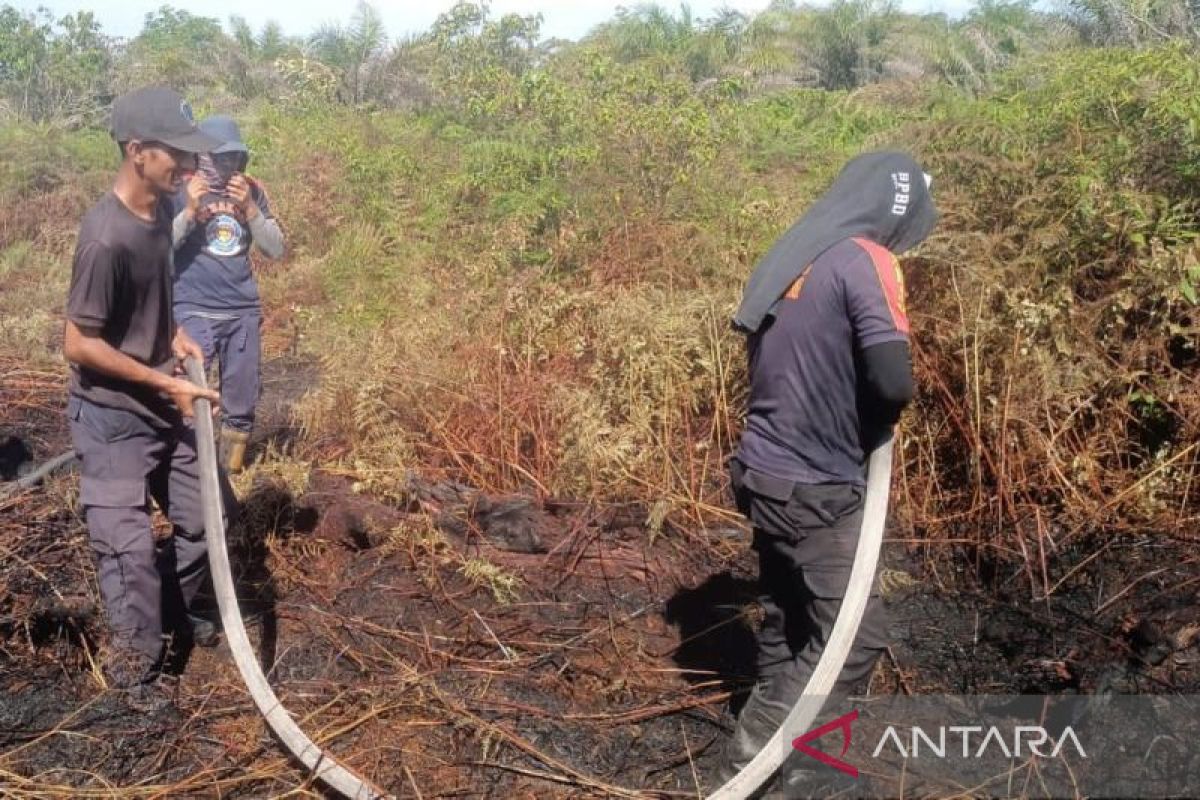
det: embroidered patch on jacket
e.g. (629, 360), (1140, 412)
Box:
(206, 213), (246, 257)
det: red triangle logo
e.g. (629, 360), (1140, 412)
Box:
(791, 709), (859, 778)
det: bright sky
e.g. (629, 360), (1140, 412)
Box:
(13, 0), (973, 42)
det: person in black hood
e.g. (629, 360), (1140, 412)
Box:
(734, 150), (937, 334)
(712, 151), (938, 793)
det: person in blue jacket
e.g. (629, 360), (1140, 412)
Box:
(171, 115), (284, 472)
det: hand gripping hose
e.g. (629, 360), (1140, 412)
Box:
(707, 436), (894, 800)
(186, 357), (390, 800)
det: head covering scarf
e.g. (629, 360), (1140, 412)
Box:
(734, 151), (938, 334)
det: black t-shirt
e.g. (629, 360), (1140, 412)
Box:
(65, 192), (179, 426)
(735, 237), (910, 489)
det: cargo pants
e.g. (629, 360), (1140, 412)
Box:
(68, 394), (235, 685)
(177, 311), (262, 434)
(715, 458), (889, 783)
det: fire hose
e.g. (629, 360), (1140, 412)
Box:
(0, 450), (76, 496)
(706, 436), (894, 800)
(5, 373), (890, 799)
(185, 356), (390, 800)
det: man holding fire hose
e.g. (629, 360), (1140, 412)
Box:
(62, 87), (233, 706)
(713, 152), (938, 796)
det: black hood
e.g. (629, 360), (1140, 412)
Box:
(733, 151), (938, 334)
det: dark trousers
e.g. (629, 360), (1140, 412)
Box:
(178, 311), (262, 433)
(717, 461), (888, 781)
(737, 480), (889, 689)
(68, 395), (235, 683)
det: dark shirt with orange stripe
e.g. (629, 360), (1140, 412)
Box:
(736, 237), (910, 491)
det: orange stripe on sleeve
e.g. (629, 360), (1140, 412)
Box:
(852, 237), (909, 335)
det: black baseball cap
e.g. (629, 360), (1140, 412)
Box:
(110, 86), (221, 152)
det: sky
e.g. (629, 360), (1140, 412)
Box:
(13, 0), (975, 43)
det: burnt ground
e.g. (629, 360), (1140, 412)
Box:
(1, 356), (1199, 798)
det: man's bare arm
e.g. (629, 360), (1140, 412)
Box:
(63, 320), (217, 417)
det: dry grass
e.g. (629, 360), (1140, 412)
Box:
(3, 45), (1200, 795)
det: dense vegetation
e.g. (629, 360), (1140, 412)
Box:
(2, 0), (1198, 582)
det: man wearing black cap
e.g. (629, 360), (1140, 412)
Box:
(62, 86), (233, 702)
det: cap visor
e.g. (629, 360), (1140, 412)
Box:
(212, 141), (250, 154)
(159, 129), (223, 153)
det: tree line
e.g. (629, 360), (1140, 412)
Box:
(1, 0), (1196, 125)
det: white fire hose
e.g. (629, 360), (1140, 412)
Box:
(707, 436), (894, 800)
(188, 348), (890, 799)
(186, 356), (390, 800)
(1, 360), (888, 798)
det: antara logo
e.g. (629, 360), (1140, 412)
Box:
(872, 724), (1088, 759)
(792, 710), (860, 777)
(792, 710), (1088, 778)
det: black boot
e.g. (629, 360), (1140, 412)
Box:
(186, 612), (221, 647)
(709, 681), (793, 792)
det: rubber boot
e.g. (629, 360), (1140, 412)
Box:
(187, 612), (221, 647)
(710, 681), (793, 790)
(220, 427), (250, 473)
